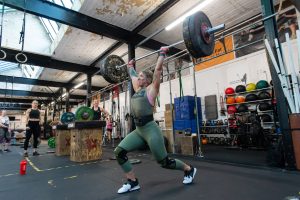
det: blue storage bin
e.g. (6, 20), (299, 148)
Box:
(174, 96), (195, 105)
(179, 98), (202, 120)
(174, 104), (181, 120)
(174, 120), (186, 130)
(174, 96), (202, 120)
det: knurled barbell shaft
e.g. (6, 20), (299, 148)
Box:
(115, 40), (184, 70)
(116, 23), (225, 70)
(88, 50), (190, 98)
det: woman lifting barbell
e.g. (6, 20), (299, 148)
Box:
(114, 47), (197, 194)
(23, 100), (43, 157)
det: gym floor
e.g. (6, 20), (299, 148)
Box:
(0, 144), (299, 200)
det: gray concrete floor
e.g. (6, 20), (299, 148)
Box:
(0, 142), (299, 200)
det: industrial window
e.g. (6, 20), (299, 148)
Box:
(40, 0), (74, 41)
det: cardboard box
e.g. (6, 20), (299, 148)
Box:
(162, 129), (174, 153)
(164, 110), (174, 128)
(174, 130), (184, 153)
(181, 135), (198, 156)
(165, 103), (174, 111)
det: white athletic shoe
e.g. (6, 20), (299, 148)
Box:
(183, 166), (197, 184)
(117, 179), (140, 194)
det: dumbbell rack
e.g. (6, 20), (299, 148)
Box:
(200, 123), (231, 145)
(224, 87), (280, 148)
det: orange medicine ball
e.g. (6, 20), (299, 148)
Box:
(226, 97), (236, 104)
(202, 138), (208, 145)
(235, 96), (246, 103)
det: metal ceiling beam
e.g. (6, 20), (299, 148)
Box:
(68, 73), (83, 84)
(0, 107), (28, 111)
(1, 0), (132, 43)
(1, 0), (188, 64)
(2, 47), (99, 74)
(0, 89), (86, 99)
(0, 97), (78, 105)
(0, 75), (66, 87)
(0, 75), (103, 90)
(0, 103), (31, 108)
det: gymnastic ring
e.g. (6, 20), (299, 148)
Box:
(15, 52), (28, 63)
(0, 49), (6, 60)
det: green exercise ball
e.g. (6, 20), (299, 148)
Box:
(256, 80), (269, 89)
(48, 137), (56, 148)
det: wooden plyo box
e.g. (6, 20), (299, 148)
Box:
(70, 128), (102, 162)
(181, 135), (198, 156)
(55, 129), (71, 156)
(164, 110), (173, 129)
(162, 129), (174, 153)
(174, 131), (184, 154)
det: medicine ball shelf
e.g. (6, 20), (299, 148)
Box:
(201, 125), (228, 128)
(225, 87), (272, 96)
(257, 110), (273, 114)
(226, 98), (272, 106)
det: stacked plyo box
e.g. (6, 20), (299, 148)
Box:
(163, 104), (174, 153)
(164, 103), (174, 128)
(174, 96), (202, 133)
(173, 96), (202, 155)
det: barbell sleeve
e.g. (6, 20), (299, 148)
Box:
(206, 24), (225, 34)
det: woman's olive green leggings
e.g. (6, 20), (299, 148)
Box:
(114, 121), (185, 173)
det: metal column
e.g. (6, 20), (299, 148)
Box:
(128, 43), (136, 131)
(261, 0), (295, 169)
(65, 87), (70, 112)
(86, 74), (92, 107)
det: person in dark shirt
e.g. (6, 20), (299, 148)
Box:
(92, 99), (109, 120)
(23, 100), (43, 157)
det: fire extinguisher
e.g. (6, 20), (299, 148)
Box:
(20, 159), (27, 175)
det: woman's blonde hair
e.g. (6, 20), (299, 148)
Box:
(142, 70), (153, 85)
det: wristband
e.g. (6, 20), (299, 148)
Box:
(159, 52), (167, 57)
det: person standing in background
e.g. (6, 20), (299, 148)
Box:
(0, 110), (11, 152)
(92, 99), (109, 120)
(106, 115), (113, 142)
(23, 100), (43, 157)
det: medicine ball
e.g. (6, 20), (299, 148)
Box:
(245, 93), (258, 102)
(227, 106), (237, 114)
(246, 83), (256, 92)
(258, 91), (271, 100)
(202, 138), (208, 145)
(226, 96), (235, 104)
(258, 103), (272, 111)
(261, 114), (272, 122)
(237, 104), (248, 113)
(225, 87), (235, 95)
(235, 96), (245, 103)
(256, 80), (269, 89)
(235, 85), (246, 93)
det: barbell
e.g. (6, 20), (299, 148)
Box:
(95, 11), (225, 84)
